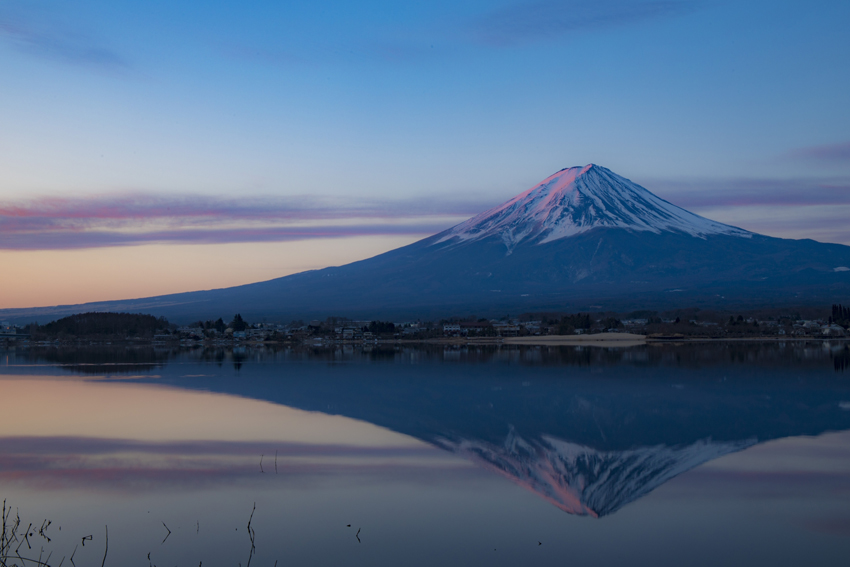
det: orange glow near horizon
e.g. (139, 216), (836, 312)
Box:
(0, 235), (423, 309)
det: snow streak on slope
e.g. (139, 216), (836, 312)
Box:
(438, 164), (751, 251)
(437, 429), (756, 517)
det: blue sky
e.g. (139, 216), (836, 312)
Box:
(1, 0), (849, 306)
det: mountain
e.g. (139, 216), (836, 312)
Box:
(4, 164), (850, 323)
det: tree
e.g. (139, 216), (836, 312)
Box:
(35, 312), (170, 338)
(229, 314), (248, 332)
(368, 321), (395, 334)
(558, 313), (591, 335)
(833, 304), (850, 329)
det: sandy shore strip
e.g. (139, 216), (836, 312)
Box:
(503, 333), (646, 347)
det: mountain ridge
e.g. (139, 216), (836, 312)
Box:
(3, 164), (850, 323)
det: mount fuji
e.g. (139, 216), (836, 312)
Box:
(438, 164), (750, 250)
(4, 164), (850, 322)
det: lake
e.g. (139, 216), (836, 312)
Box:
(2, 341), (850, 566)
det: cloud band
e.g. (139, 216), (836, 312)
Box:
(0, 193), (487, 250)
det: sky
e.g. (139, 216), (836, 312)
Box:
(1, 0), (849, 308)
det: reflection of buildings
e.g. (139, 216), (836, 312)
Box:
(438, 429), (756, 516)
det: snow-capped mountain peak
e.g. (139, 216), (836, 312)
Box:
(437, 164), (750, 251)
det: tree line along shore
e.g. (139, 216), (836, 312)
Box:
(2, 306), (849, 346)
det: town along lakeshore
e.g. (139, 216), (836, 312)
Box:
(3, 305), (849, 349)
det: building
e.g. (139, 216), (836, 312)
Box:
(492, 322), (520, 337)
(823, 324), (847, 336)
(460, 321), (491, 335)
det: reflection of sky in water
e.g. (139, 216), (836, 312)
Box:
(1, 345), (850, 566)
(0, 379), (468, 496)
(0, 378), (423, 445)
(1, 377), (484, 566)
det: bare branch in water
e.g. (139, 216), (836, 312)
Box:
(100, 526), (108, 567)
(246, 503), (257, 567)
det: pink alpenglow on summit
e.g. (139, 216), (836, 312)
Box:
(438, 164), (751, 252)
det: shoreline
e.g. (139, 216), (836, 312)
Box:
(4, 334), (849, 349)
(502, 333), (647, 347)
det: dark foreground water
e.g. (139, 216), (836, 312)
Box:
(2, 341), (850, 566)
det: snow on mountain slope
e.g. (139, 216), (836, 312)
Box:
(437, 428), (756, 517)
(437, 164), (751, 252)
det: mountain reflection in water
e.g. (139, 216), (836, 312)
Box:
(3, 341), (850, 520)
(437, 430), (757, 517)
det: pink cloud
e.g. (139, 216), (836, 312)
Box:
(789, 141), (850, 163)
(0, 225), (459, 250)
(0, 193), (490, 250)
(5, 176), (848, 251)
(647, 177), (850, 208)
(0, 194), (483, 222)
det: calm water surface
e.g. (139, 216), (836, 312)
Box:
(2, 342), (850, 566)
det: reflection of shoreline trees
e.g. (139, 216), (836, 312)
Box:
(190, 341), (850, 373)
(12, 347), (172, 375)
(180, 341), (850, 374)
(6, 341), (850, 374)
(836, 345), (850, 372)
